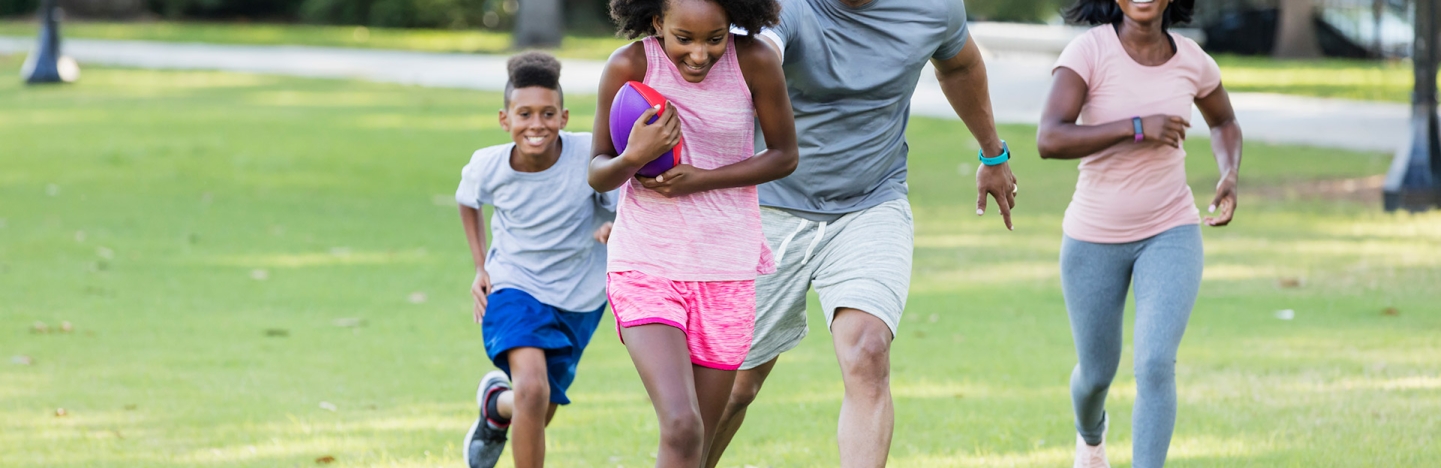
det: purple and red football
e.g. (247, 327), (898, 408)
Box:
(610, 81), (683, 178)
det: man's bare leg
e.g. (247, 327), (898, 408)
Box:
(831, 308), (894, 468)
(704, 358), (779, 468)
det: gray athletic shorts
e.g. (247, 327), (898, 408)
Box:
(740, 198), (913, 370)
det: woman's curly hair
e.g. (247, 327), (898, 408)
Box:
(609, 0), (780, 39)
(504, 51), (563, 106)
(1064, 0), (1194, 29)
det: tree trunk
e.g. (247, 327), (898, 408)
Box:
(1274, 0), (1323, 58)
(514, 0), (564, 49)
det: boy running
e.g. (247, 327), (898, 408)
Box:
(458, 52), (617, 468)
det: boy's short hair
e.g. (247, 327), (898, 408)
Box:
(504, 51), (564, 108)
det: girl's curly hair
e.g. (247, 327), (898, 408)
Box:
(609, 0), (780, 39)
(504, 51), (563, 106)
(1063, 0), (1194, 29)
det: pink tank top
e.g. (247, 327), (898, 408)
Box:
(605, 35), (776, 281)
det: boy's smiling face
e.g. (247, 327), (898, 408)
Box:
(500, 86), (568, 158)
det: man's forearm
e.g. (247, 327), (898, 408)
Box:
(937, 62), (1004, 157)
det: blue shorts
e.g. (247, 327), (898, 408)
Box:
(481, 288), (606, 405)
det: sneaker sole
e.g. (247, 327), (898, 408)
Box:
(462, 370), (510, 466)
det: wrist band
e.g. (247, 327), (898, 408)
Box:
(978, 140), (1010, 166)
(1132, 116), (1144, 142)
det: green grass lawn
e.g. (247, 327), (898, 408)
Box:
(1213, 54), (1414, 103)
(0, 20), (1422, 102)
(2, 55), (1439, 467)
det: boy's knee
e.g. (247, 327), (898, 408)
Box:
(510, 376), (551, 408)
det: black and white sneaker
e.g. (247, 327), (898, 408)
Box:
(463, 370), (511, 468)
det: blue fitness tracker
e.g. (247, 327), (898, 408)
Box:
(978, 140), (1010, 166)
(1132, 116), (1144, 142)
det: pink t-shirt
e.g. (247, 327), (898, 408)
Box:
(1053, 26), (1222, 244)
(605, 35), (776, 281)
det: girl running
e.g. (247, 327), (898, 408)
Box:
(588, 0), (797, 465)
(1038, 1), (1242, 467)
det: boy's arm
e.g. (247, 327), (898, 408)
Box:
(458, 204), (492, 322)
(636, 38), (798, 198)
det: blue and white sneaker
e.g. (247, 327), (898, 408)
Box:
(463, 370), (511, 468)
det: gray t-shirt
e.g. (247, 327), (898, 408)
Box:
(455, 132), (617, 312)
(758, 0), (970, 220)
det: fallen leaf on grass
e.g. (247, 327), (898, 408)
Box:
(264, 328), (289, 337)
(315, 455), (336, 464)
(61, 321), (73, 333)
(408, 292), (428, 304)
(54, 408), (67, 417)
(11, 355), (33, 365)
(31, 321), (48, 333)
(1277, 277), (1302, 288)
(1382, 307), (1400, 316)
(319, 401), (337, 412)
(124, 404), (137, 410)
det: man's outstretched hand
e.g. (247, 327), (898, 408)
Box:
(976, 162), (1018, 230)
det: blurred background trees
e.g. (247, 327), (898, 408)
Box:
(0, 0), (1071, 31)
(0, 0), (1415, 59)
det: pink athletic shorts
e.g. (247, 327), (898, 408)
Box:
(606, 270), (756, 371)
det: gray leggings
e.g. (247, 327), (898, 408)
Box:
(1060, 225), (1203, 468)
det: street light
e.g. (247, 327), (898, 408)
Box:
(20, 0), (71, 84)
(1385, 0), (1441, 211)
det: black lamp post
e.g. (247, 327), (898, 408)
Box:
(22, 0), (64, 84)
(1385, 0), (1441, 211)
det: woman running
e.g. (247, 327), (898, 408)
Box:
(1037, 1), (1242, 467)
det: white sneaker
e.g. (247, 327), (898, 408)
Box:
(1073, 414), (1110, 468)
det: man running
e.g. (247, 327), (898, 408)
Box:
(705, 0), (1017, 466)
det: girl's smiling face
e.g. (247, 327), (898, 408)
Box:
(652, 0), (730, 83)
(1117, 0), (1170, 24)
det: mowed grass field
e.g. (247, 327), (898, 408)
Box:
(2, 57), (1440, 467)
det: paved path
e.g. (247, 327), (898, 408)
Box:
(0, 36), (1407, 153)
